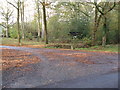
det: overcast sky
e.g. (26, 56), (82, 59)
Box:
(0, 0), (35, 23)
(0, 0), (119, 24)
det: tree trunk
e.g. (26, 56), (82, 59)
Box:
(93, 6), (102, 45)
(102, 35), (106, 47)
(92, 7), (98, 45)
(37, 19), (41, 41)
(6, 13), (9, 38)
(21, 1), (25, 39)
(118, 1), (120, 44)
(37, 1), (41, 42)
(6, 20), (9, 38)
(17, 1), (21, 45)
(41, 11), (44, 39)
(43, 4), (48, 44)
(102, 16), (107, 47)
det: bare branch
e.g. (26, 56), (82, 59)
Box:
(96, 14), (102, 28)
(8, 10), (13, 18)
(7, 0), (18, 9)
(0, 24), (6, 28)
(79, 10), (90, 17)
(94, 2), (104, 15)
(40, 1), (51, 6)
(105, 2), (116, 14)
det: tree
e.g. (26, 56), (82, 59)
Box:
(40, 1), (51, 44)
(20, 0), (25, 39)
(35, 0), (41, 41)
(54, 2), (91, 37)
(0, 4), (13, 37)
(94, 1), (116, 46)
(118, 1), (120, 44)
(91, 0), (103, 45)
(7, 0), (22, 45)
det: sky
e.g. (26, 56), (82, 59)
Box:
(0, 0), (119, 24)
(0, 0), (35, 23)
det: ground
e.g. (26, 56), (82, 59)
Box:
(0, 45), (119, 88)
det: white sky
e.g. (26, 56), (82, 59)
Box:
(0, 0), (35, 23)
(0, 0), (119, 23)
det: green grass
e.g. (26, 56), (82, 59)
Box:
(45, 44), (118, 52)
(1, 38), (45, 45)
(76, 45), (118, 52)
(1, 38), (118, 52)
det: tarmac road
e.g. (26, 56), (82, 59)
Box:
(39, 72), (119, 88)
(0, 45), (119, 88)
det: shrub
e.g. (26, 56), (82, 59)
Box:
(9, 28), (18, 39)
(82, 37), (92, 47)
(26, 33), (33, 40)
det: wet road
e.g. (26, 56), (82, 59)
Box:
(0, 45), (119, 88)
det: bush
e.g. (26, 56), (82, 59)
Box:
(9, 28), (18, 39)
(82, 37), (92, 47)
(26, 33), (33, 40)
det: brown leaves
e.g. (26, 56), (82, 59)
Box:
(42, 51), (95, 64)
(1, 48), (41, 70)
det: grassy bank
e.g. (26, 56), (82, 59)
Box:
(1, 38), (118, 52)
(75, 45), (118, 52)
(1, 38), (44, 46)
(45, 45), (118, 53)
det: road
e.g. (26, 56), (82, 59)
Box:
(0, 45), (119, 88)
(40, 72), (118, 88)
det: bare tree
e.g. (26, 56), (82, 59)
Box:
(0, 5), (13, 37)
(7, 0), (22, 45)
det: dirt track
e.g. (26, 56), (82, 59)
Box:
(0, 46), (118, 88)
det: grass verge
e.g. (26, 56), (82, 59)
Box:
(1, 38), (45, 46)
(75, 45), (118, 52)
(1, 38), (118, 52)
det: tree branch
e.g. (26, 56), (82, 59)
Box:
(0, 24), (6, 28)
(79, 9), (90, 17)
(7, 0), (18, 9)
(96, 14), (102, 28)
(105, 2), (116, 14)
(8, 10), (13, 18)
(94, 2), (104, 15)
(40, 1), (51, 6)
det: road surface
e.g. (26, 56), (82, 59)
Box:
(0, 45), (119, 88)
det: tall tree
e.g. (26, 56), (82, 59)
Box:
(118, 1), (120, 44)
(40, 1), (51, 44)
(35, 0), (41, 41)
(7, 0), (22, 45)
(94, 1), (116, 46)
(92, 0), (102, 45)
(20, 0), (25, 39)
